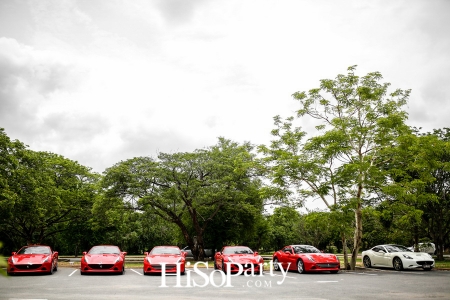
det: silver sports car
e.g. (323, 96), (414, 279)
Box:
(362, 244), (434, 271)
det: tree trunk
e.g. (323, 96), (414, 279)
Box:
(341, 232), (349, 270)
(351, 200), (363, 270)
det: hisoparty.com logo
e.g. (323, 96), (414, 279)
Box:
(159, 261), (290, 288)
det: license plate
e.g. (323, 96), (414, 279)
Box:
(423, 264), (429, 268)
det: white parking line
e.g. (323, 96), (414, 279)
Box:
(68, 269), (78, 277)
(130, 269), (143, 275)
(317, 281), (339, 283)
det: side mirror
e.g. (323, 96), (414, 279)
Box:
(53, 251), (58, 256)
(254, 251), (259, 255)
(144, 252), (148, 256)
(122, 252), (127, 256)
(215, 251), (221, 256)
(82, 251), (87, 255)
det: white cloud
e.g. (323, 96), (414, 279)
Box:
(0, 0), (449, 177)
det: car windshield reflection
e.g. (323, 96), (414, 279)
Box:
(89, 246), (120, 255)
(151, 247), (181, 255)
(385, 245), (412, 253)
(18, 246), (51, 255)
(293, 245), (321, 254)
(223, 247), (253, 255)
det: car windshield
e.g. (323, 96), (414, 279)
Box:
(293, 245), (321, 254)
(151, 247), (181, 255)
(89, 246), (120, 255)
(385, 245), (412, 253)
(17, 246), (51, 255)
(223, 247), (253, 255)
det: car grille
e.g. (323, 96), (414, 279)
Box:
(416, 261), (434, 266)
(317, 263), (339, 268)
(88, 264), (114, 269)
(151, 264), (177, 270)
(15, 264), (42, 270)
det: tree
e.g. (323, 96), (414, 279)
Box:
(259, 66), (410, 269)
(380, 128), (450, 259)
(0, 148), (98, 247)
(101, 138), (266, 260)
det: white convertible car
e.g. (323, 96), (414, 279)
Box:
(362, 244), (434, 271)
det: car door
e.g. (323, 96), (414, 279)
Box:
(371, 246), (388, 266)
(277, 246), (292, 270)
(283, 247), (296, 270)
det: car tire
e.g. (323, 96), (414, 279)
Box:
(393, 257), (403, 271)
(222, 261), (227, 274)
(54, 260), (58, 272)
(214, 260), (218, 270)
(273, 258), (280, 271)
(363, 256), (372, 268)
(297, 259), (305, 274)
(120, 266), (125, 275)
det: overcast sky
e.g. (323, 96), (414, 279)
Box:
(1, 0), (449, 181)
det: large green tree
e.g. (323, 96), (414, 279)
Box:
(102, 138), (266, 260)
(260, 66), (410, 269)
(0, 145), (98, 247)
(380, 128), (450, 259)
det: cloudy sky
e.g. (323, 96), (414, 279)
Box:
(1, 0), (449, 178)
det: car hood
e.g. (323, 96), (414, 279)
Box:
(226, 254), (260, 264)
(147, 254), (183, 264)
(396, 252), (434, 260)
(12, 254), (50, 264)
(301, 253), (338, 262)
(85, 254), (122, 264)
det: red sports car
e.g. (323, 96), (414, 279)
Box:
(80, 245), (127, 275)
(143, 246), (186, 275)
(7, 245), (58, 275)
(272, 245), (340, 274)
(214, 246), (264, 274)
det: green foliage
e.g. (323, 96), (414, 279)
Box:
(260, 66), (410, 269)
(101, 138), (268, 259)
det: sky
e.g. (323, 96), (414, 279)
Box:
(1, 0), (449, 188)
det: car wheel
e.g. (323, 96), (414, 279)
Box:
(273, 258), (280, 271)
(363, 256), (372, 268)
(297, 259), (305, 274)
(49, 264), (54, 275)
(54, 260), (58, 272)
(214, 260), (218, 270)
(393, 257), (403, 271)
(120, 266), (125, 275)
(222, 261), (227, 274)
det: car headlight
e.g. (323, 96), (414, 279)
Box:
(402, 254), (413, 259)
(114, 257), (121, 264)
(306, 255), (315, 262)
(10, 257), (16, 264)
(147, 257), (152, 264)
(42, 256), (50, 263)
(83, 256), (89, 264)
(176, 257), (183, 264)
(227, 257), (234, 263)
(426, 253), (433, 259)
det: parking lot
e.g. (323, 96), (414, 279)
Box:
(1, 267), (450, 300)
